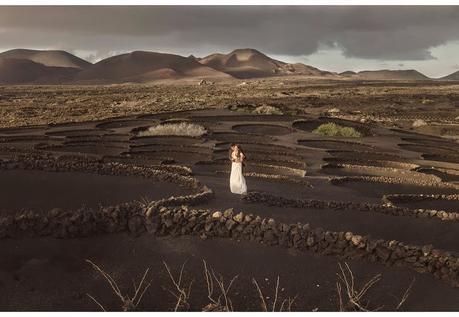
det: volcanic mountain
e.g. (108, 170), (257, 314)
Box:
(75, 51), (231, 83)
(439, 70), (459, 81)
(0, 48), (440, 84)
(199, 48), (285, 78)
(340, 69), (430, 81)
(339, 71), (357, 76)
(199, 48), (333, 79)
(0, 49), (91, 69)
(0, 58), (80, 84)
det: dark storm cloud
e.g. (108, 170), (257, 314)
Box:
(0, 6), (459, 60)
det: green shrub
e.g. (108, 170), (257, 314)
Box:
(312, 122), (362, 138)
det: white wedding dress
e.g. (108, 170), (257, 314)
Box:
(230, 161), (247, 194)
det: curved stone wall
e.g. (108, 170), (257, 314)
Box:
(145, 205), (459, 287)
(0, 154), (201, 189)
(243, 191), (459, 222)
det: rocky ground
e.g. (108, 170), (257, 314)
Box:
(0, 78), (458, 129)
(0, 79), (458, 311)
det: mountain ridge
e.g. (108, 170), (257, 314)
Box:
(0, 49), (92, 69)
(339, 69), (430, 81)
(74, 50), (231, 83)
(439, 70), (459, 81)
(0, 47), (449, 84)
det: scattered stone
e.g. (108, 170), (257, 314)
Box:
(412, 119), (427, 128)
(212, 211), (222, 219)
(223, 208), (234, 218)
(233, 212), (244, 223)
(351, 235), (363, 246)
(345, 232), (353, 241)
(49, 208), (63, 217)
(327, 108), (341, 115)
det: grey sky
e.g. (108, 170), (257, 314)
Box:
(0, 6), (458, 77)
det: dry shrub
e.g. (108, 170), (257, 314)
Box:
(313, 122), (362, 138)
(202, 260), (238, 312)
(85, 259), (152, 311)
(336, 262), (415, 312)
(253, 105), (283, 115)
(84, 258), (415, 312)
(162, 261), (194, 311)
(138, 122), (207, 137)
(252, 276), (297, 312)
(327, 107), (341, 115)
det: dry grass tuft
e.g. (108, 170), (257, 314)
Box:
(138, 122), (207, 137)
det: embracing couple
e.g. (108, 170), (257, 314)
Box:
(228, 143), (247, 195)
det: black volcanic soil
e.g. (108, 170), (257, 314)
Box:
(0, 103), (458, 311)
(0, 169), (190, 213)
(0, 235), (458, 311)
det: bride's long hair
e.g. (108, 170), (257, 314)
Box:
(229, 143), (246, 160)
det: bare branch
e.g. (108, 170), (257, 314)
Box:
(133, 268), (151, 303)
(86, 259), (151, 311)
(396, 277), (416, 310)
(86, 293), (107, 312)
(202, 260), (238, 312)
(336, 282), (344, 312)
(336, 261), (409, 312)
(86, 259), (124, 300)
(272, 276), (280, 312)
(252, 276), (295, 312)
(252, 278), (268, 312)
(163, 260), (193, 311)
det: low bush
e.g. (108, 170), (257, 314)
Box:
(138, 122), (207, 137)
(313, 123), (362, 138)
(253, 105), (283, 115)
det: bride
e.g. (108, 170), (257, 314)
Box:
(229, 143), (247, 194)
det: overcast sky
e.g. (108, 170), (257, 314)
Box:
(0, 6), (458, 77)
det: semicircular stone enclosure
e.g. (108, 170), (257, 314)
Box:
(1, 107), (459, 311)
(232, 123), (293, 136)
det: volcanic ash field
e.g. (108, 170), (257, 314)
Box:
(0, 108), (458, 311)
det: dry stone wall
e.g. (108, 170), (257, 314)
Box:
(144, 205), (459, 287)
(243, 191), (459, 222)
(0, 153), (201, 189)
(1, 178), (457, 287)
(330, 175), (459, 190)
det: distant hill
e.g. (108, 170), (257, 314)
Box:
(340, 69), (430, 81)
(199, 48), (286, 78)
(439, 70), (459, 81)
(0, 48), (442, 84)
(75, 51), (231, 83)
(199, 48), (334, 79)
(283, 63), (334, 76)
(0, 58), (80, 84)
(0, 49), (91, 69)
(339, 71), (357, 76)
